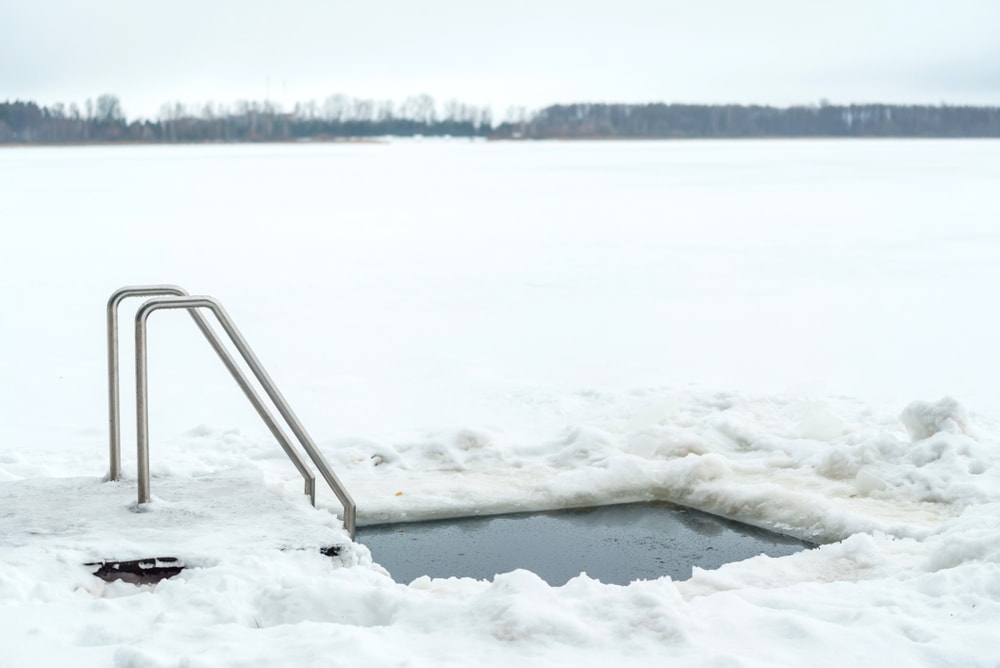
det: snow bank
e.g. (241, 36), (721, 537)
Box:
(320, 391), (996, 544)
(4, 390), (998, 667)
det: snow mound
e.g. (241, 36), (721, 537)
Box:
(900, 396), (971, 441)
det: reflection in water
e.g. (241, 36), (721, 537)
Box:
(359, 502), (812, 585)
(678, 512), (727, 538)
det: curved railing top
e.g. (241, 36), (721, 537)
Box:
(107, 284), (187, 310)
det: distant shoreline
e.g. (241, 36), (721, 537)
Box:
(4, 135), (998, 149)
(0, 137), (388, 148)
(5, 100), (999, 144)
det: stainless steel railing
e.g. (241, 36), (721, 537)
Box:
(107, 286), (356, 539)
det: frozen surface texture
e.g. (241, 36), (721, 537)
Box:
(2, 139), (999, 666)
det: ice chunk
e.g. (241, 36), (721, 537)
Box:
(899, 397), (970, 441)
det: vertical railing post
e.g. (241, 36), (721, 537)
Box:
(135, 303), (151, 503)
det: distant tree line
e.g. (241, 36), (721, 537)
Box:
(0, 94), (494, 143)
(4, 95), (1000, 144)
(492, 102), (1000, 138)
(0, 95), (137, 143)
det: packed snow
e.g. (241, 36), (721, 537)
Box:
(2, 139), (999, 666)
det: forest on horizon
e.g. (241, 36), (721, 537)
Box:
(3, 94), (1000, 144)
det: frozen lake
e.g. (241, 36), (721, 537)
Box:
(2, 139), (999, 467)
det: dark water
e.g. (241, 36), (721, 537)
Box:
(358, 502), (812, 585)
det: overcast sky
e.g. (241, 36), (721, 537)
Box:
(4, 0), (999, 120)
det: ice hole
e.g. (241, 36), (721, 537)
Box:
(358, 502), (812, 585)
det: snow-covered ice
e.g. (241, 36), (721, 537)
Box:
(2, 139), (1000, 666)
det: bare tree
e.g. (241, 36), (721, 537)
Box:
(323, 94), (350, 122)
(95, 94), (123, 122)
(400, 94), (437, 123)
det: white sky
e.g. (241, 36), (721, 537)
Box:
(3, 0), (999, 120)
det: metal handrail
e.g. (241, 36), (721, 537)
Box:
(107, 286), (316, 503)
(133, 294), (356, 539)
